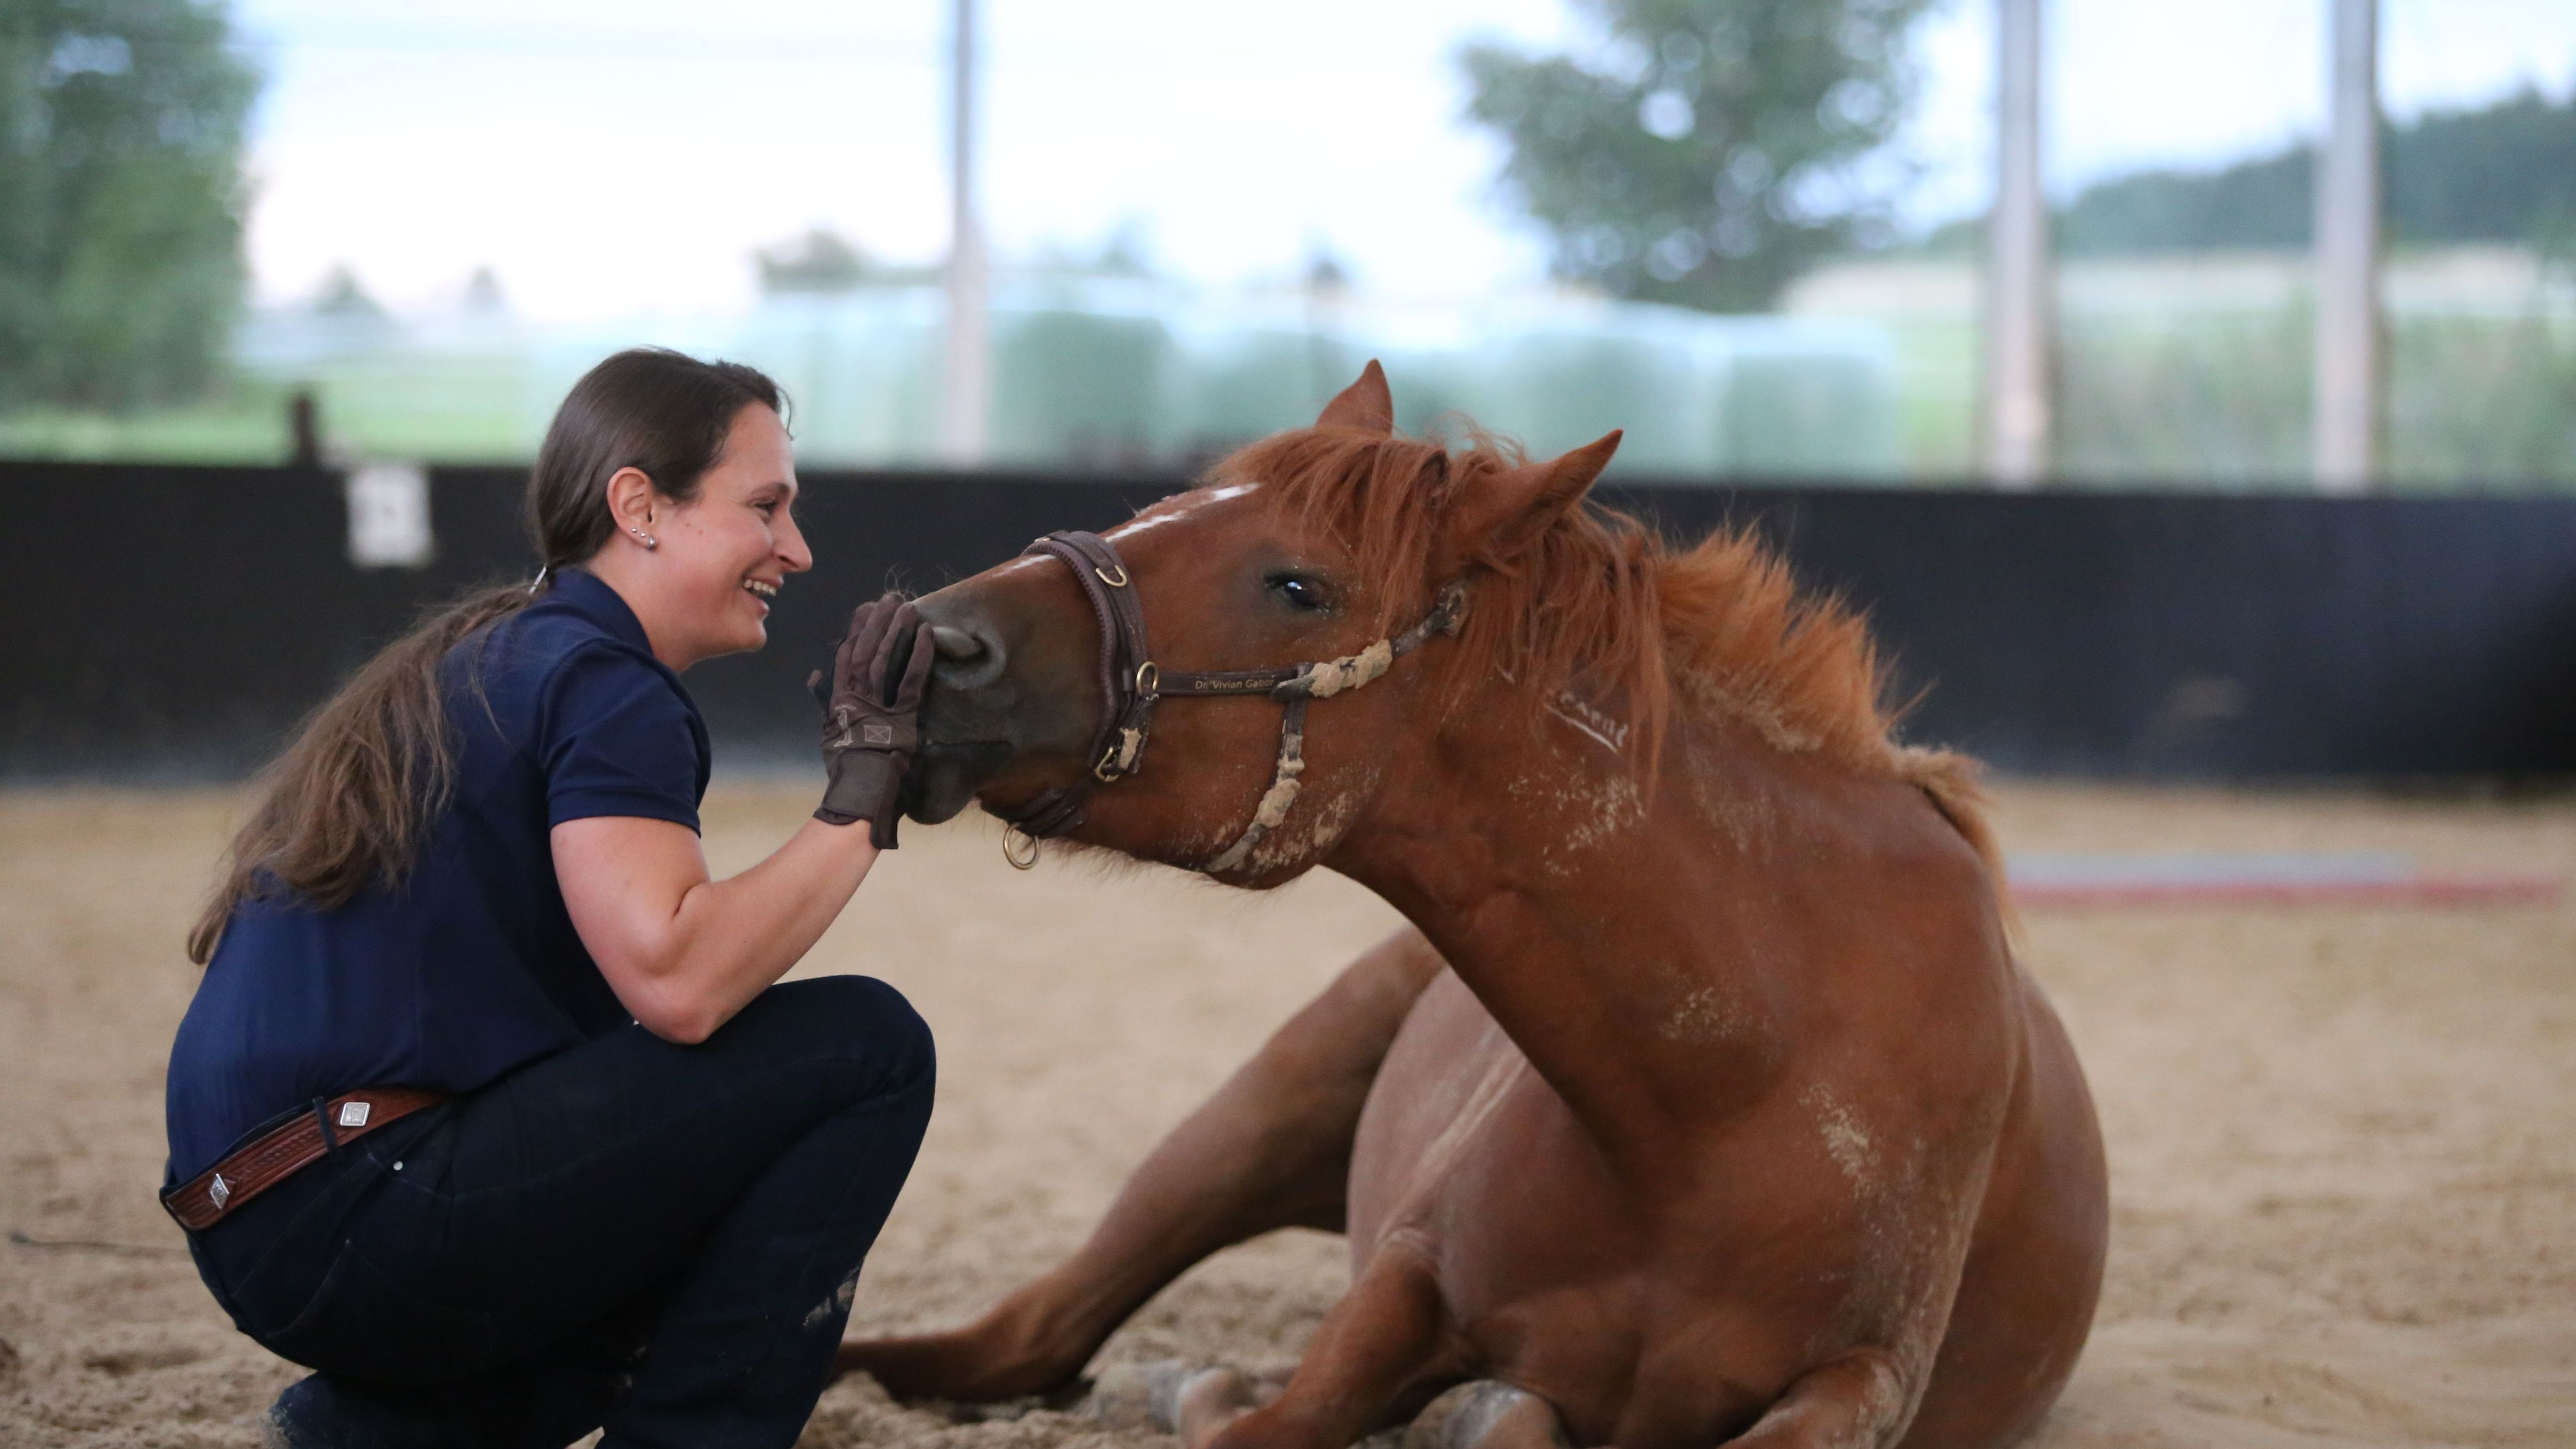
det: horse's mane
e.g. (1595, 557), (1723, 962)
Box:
(1208, 426), (2001, 878)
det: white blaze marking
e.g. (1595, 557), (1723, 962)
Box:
(1107, 482), (1262, 541)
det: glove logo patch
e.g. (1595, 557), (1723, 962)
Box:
(862, 723), (896, 746)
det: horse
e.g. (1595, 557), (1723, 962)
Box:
(840, 364), (2109, 1449)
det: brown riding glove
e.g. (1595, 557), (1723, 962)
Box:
(811, 593), (936, 847)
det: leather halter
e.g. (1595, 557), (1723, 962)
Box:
(994, 529), (1467, 875)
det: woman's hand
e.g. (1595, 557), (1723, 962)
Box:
(815, 593), (937, 847)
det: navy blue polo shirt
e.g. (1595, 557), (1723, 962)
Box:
(165, 569), (710, 1181)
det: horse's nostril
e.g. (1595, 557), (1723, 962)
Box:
(930, 626), (986, 662)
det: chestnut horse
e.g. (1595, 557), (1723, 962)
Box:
(842, 365), (2108, 1449)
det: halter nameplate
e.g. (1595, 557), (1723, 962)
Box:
(994, 528), (1466, 875)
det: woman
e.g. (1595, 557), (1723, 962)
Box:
(165, 348), (937, 1448)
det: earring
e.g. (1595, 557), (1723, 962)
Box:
(631, 526), (657, 551)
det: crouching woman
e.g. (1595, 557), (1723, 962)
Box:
(165, 348), (936, 1448)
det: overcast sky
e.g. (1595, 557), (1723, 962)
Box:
(230, 0), (2576, 320)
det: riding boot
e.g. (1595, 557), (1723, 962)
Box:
(264, 1361), (631, 1449)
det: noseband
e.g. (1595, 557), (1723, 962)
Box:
(994, 530), (1467, 875)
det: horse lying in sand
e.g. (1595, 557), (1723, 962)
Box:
(840, 365), (2108, 1449)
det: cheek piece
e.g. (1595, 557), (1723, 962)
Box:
(993, 529), (1468, 876)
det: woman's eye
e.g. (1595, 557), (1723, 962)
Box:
(1271, 575), (1328, 612)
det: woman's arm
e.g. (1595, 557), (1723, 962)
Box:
(557, 594), (934, 1045)
(553, 814), (876, 1044)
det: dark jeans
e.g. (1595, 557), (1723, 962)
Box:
(187, 975), (935, 1449)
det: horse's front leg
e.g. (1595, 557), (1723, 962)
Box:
(840, 929), (1445, 1401)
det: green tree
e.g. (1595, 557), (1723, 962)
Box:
(0, 0), (257, 410)
(756, 228), (872, 294)
(755, 228), (940, 294)
(1461, 0), (1933, 312)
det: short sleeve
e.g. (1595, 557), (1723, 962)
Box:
(539, 644), (707, 831)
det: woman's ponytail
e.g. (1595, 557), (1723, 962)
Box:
(188, 349), (783, 964)
(187, 585), (533, 962)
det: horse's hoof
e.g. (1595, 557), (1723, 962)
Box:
(1405, 1382), (1570, 1449)
(1088, 1360), (1254, 1436)
(1089, 1359), (1196, 1431)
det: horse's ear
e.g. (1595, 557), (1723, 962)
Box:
(1316, 360), (1395, 434)
(1436, 431), (1622, 574)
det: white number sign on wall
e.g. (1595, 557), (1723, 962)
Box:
(346, 462), (434, 569)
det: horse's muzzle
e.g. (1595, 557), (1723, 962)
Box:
(905, 583), (1094, 826)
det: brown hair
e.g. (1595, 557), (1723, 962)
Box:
(187, 348), (784, 963)
(1208, 424), (2001, 876)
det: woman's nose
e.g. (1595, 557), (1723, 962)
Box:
(776, 513), (814, 573)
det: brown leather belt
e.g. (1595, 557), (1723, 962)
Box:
(161, 1087), (448, 1233)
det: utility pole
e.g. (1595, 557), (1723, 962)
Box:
(939, 0), (989, 466)
(1981, 0), (2050, 488)
(2312, 0), (2380, 492)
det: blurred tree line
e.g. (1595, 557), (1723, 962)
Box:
(1467, 5), (2576, 304)
(756, 229), (936, 294)
(2055, 88), (2576, 255)
(0, 0), (256, 411)
(2043, 88), (2576, 487)
(1461, 0), (1934, 313)
(753, 224), (1153, 296)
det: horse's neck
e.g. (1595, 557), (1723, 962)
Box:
(1337, 708), (1838, 1187)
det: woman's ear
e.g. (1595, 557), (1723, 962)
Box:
(604, 466), (658, 544)
(1432, 431), (1622, 577)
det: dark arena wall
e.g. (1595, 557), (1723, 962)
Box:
(8, 459), (2575, 779)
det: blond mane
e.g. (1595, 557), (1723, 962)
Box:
(1210, 425), (2001, 876)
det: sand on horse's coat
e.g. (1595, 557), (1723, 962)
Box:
(0, 783), (2569, 1447)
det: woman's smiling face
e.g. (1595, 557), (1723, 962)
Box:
(603, 402), (812, 669)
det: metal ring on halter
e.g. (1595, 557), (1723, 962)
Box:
(1134, 660), (1159, 695)
(1095, 562), (1128, 588)
(1002, 824), (1040, 871)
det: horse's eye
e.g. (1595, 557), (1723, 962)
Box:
(1269, 574), (1329, 612)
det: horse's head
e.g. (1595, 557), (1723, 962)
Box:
(908, 362), (1621, 884)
